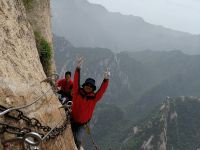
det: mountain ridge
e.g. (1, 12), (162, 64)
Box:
(54, 34), (200, 114)
(53, 34), (200, 150)
(52, 0), (200, 54)
(121, 96), (200, 150)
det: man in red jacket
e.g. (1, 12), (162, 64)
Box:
(56, 71), (73, 104)
(71, 57), (110, 149)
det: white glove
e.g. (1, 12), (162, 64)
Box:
(77, 56), (84, 68)
(104, 68), (110, 79)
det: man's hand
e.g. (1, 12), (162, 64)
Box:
(57, 86), (61, 90)
(77, 56), (84, 69)
(104, 68), (110, 79)
(40, 77), (51, 83)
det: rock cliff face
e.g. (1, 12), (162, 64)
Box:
(24, 0), (52, 43)
(0, 0), (76, 149)
(24, 0), (55, 74)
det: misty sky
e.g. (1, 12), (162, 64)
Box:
(88, 0), (200, 34)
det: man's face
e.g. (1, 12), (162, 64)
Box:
(65, 74), (71, 81)
(83, 84), (93, 93)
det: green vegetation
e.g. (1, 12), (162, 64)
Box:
(167, 97), (200, 150)
(122, 97), (200, 150)
(23, 0), (33, 9)
(85, 97), (200, 149)
(34, 31), (52, 76)
(121, 106), (163, 150)
(84, 104), (132, 150)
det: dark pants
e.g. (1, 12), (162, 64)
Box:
(71, 119), (88, 149)
(57, 90), (72, 104)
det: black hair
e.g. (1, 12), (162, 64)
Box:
(65, 71), (71, 77)
(82, 78), (96, 91)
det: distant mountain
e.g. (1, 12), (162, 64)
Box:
(53, 35), (200, 149)
(51, 0), (200, 54)
(53, 35), (157, 108)
(83, 103), (132, 150)
(121, 97), (200, 150)
(54, 35), (200, 111)
(84, 97), (200, 150)
(125, 50), (200, 121)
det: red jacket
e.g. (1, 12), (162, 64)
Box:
(72, 68), (109, 124)
(56, 78), (73, 94)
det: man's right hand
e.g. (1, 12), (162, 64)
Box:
(104, 68), (110, 79)
(77, 56), (84, 69)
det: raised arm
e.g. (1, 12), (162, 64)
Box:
(73, 57), (84, 95)
(73, 67), (80, 95)
(95, 68), (110, 101)
(95, 79), (109, 101)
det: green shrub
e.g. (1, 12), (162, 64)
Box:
(34, 31), (52, 76)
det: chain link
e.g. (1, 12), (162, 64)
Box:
(0, 74), (71, 148)
(0, 105), (51, 134)
(0, 104), (71, 147)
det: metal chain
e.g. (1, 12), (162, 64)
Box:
(43, 118), (69, 141)
(0, 122), (43, 137)
(0, 73), (72, 149)
(0, 105), (51, 133)
(0, 103), (72, 148)
(0, 73), (66, 134)
(0, 104), (71, 137)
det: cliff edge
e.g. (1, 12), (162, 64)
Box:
(0, 0), (76, 149)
